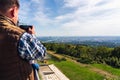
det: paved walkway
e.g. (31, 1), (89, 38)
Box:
(39, 64), (69, 80)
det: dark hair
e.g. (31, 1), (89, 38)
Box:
(0, 0), (19, 13)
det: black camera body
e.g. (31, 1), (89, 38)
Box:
(19, 25), (32, 32)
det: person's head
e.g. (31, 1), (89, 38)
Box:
(0, 0), (20, 24)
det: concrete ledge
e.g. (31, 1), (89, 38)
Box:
(39, 64), (69, 80)
(49, 64), (69, 80)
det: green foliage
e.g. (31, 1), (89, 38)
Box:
(61, 57), (67, 61)
(44, 43), (120, 68)
(77, 57), (93, 64)
(49, 53), (66, 61)
(112, 47), (120, 58)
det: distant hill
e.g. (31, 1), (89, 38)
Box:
(38, 36), (120, 47)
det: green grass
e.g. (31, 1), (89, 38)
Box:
(46, 51), (120, 80)
(92, 64), (120, 76)
(48, 60), (104, 80)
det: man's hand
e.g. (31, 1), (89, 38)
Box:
(28, 26), (35, 34)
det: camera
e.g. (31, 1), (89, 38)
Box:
(19, 25), (33, 32)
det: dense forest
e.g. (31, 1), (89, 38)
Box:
(44, 43), (120, 68)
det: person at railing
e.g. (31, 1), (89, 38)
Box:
(0, 0), (46, 80)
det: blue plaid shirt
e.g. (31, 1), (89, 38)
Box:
(18, 32), (46, 61)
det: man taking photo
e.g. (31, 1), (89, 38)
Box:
(0, 0), (46, 80)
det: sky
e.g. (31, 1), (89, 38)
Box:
(19, 0), (120, 36)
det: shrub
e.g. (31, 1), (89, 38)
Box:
(61, 57), (67, 61)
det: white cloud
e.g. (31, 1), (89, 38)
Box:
(54, 0), (120, 36)
(19, 0), (49, 24)
(19, 0), (120, 36)
(31, 0), (42, 3)
(19, 0), (31, 22)
(63, 0), (89, 8)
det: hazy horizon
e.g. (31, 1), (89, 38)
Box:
(38, 35), (120, 37)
